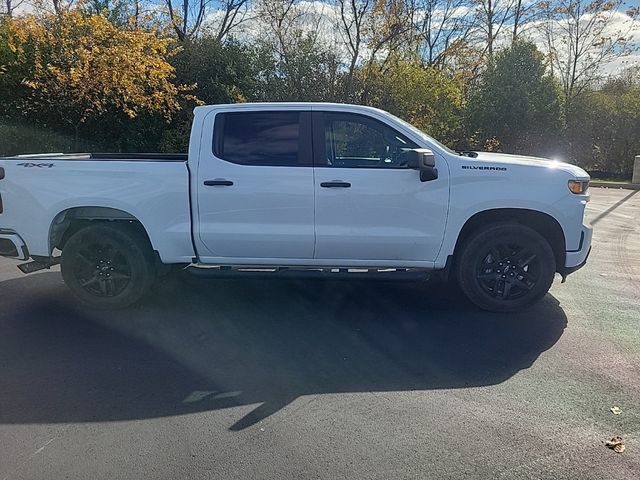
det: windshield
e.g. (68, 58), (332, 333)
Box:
(385, 112), (458, 155)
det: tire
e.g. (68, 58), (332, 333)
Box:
(455, 223), (556, 312)
(61, 223), (156, 309)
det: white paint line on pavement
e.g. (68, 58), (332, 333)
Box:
(31, 437), (56, 457)
(1, 437), (58, 480)
(183, 390), (242, 403)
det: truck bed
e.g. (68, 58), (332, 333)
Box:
(0, 153), (194, 263)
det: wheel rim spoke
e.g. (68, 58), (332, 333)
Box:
(79, 277), (100, 288)
(476, 240), (540, 302)
(72, 238), (131, 298)
(477, 272), (499, 280)
(514, 249), (537, 267)
(98, 279), (108, 296)
(76, 252), (95, 267)
(501, 281), (513, 299)
(110, 271), (131, 281)
(515, 277), (534, 290)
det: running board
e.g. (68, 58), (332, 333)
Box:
(17, 257), (60, 274)
(186, 266), (431, 282)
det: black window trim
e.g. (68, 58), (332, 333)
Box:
(311, 111), (419, 169)
(212, 110), (313, 167)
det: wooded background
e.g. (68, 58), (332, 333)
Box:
(1, 0), (639, 177)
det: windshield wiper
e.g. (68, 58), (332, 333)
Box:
(456, 150), (478, 158)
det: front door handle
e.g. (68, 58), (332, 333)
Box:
(204, 179), (234, 186)
(320, 181), (351, 188)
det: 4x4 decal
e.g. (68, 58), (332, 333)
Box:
(16, 162), (55, 168)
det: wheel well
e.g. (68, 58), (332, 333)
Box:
(453, 209), (566, 272)
(50, 207), (154, 255)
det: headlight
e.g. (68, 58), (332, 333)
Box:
(568, 179), (589, 194)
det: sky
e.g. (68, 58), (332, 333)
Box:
(10, 0), (640, 77)
(205, 0), (640, 77)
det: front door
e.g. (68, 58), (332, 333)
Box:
(313, 111), (449, 264)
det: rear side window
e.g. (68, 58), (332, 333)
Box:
(214, 111), (306, 166)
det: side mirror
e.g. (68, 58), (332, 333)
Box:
(403, 149), (438, 182)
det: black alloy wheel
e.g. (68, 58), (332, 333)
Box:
(475, 242), (540, 301)
(456, 223), (556, 312)
(61, 223), (155, 308)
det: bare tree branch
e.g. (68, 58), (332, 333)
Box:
(165, 0), (213, 41)
(538, 0), (639, 107)
(1, 0), (26, 17)
(408, 0), (476, 68)
(216, 0), (251, 41)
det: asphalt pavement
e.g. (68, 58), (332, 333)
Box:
(0, 187), (639, 479)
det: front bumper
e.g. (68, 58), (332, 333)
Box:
(560, 223), (593, 278)
(0, 231), (29, 261)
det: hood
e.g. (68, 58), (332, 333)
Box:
(471, 152), (589, 179)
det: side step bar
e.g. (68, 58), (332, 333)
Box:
(186, 266), (431, 282)
(18, 257), (60, 274)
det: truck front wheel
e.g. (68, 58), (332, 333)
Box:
(61, 223), (156, 309)
(456, 224), (556, 312)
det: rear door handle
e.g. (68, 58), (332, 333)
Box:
(320, 181), (351, 188)
(204, 179), (234, 186)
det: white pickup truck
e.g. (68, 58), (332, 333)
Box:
(0, 103), (592, 311)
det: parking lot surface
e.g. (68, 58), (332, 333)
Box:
(1, 188), (639, 479)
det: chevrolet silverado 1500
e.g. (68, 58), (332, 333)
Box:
(0, 103), (592, 311)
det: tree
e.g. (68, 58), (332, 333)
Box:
(82, 0), (139, 26)
(2, 10), (187, 145)
(474, 0), (516, 58)
(51, 0), (76, 15)
(164, 0), (209, 41)
(214, 0), (251, 41)
(1, 0), (25, 17)
(566, 81), (640, 175)
(356, 0), (416, 101)
(512, 0), (542, 40)
(334, 0), (415, 100)
(252, 0), (342, 101)
(539, 0), (639, 112)
(365, 0), (415, 64)
(408, 0), (475, 69)
(363, 58), (464, 143)
(164, 0), (251, 42)
(335, 0), (371, 97)
(468, 41), (563, 155)
(254, 33), (343, 102)
(171, 37), (257, 103)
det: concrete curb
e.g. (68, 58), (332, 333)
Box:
(590, 182), (640, 190)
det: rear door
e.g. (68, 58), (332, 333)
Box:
(312, 110), (449, 264)
(195, 108), (315, 261)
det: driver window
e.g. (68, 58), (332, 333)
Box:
(323, 113), (418, 168)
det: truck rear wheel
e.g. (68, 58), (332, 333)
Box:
(456, 223), (556, 312)
(61, 223), (155, 309)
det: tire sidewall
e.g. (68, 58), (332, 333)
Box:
(456, 224), (556, 312)
(61, 224), (155, 309)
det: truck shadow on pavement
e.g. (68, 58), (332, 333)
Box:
(0, 271), (567, 431)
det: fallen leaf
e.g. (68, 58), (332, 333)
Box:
(605, 436), (625, 453)
(610, 406), (622, 415)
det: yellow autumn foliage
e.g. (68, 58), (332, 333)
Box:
(3, 9), (185, 126)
